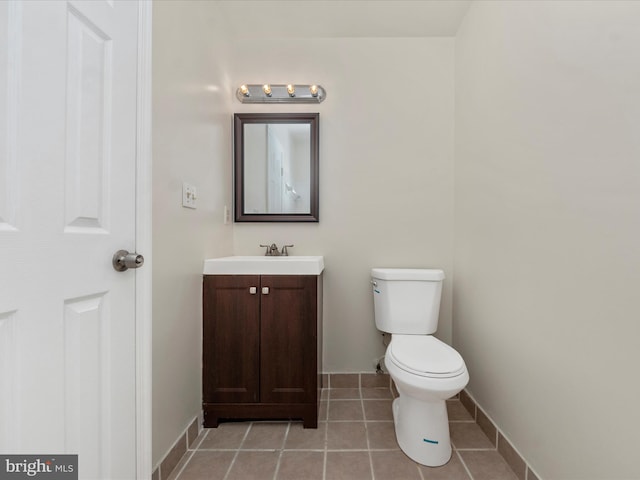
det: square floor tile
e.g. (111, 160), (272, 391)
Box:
(327, 422), (368, 450)
(363, 399), (394, 421)
(418, 451), (472, 480)
(199, 424), (249, 450)
(284, 422), (326, 450)
(225, 451), (280, 480)
(366, 421), (399, 450)
(241, 422), (288, 450)
(276, 451), (324, 480)
(325, 451), (372, 480)
(458, 450), (519, 480)
(361, 387), (393, 399)
(174, 451), (234, 480)
(370, 450), (422, 479)
(330, 388), (361, 399)
(328, 400), (364, 421)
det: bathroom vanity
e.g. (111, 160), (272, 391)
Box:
(202, 256), (324, 428)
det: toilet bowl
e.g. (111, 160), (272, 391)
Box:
(371, 268), (469, 467)
(385, 334), (469, 466)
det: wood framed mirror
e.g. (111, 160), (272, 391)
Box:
(234, 113), (319, 222)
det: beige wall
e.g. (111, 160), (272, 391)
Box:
(454, 2), (640, 479)
(229, 37), (455, 372)
(152, 2), (233, 467)
(152, 2), (640, 477)
(150, 16), (455, 464)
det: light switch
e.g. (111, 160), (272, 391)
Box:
(182, 182), (197, 209)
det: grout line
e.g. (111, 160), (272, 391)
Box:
(168, 450), (194, 480)
(323, 407), (328, 480)
(221, 423), (252, 480)
(464, 389), (538, 479)
(327, 419), (392, 423)
(455, 447), (500, 451)
(188, 427), (209, 451)
(179, 386), (527, 480)
(196, 448), (252, 452)
(456, 449), (476, 480)
(417, 460), (426, 480)
(361, 378), (378, 480)
(155, 422), (191, 479)
(271, 422), (290, 480)
(324, 385), (330, 480)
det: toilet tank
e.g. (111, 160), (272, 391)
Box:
(371, 268), (445, 335)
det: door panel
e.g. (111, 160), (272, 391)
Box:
(63, 293), (110, 474)
(260, 275), (317, 404)
(203, 276), (261, 403)
(65, 4), (113, 233)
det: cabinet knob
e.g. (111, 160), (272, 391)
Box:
(249, 286), (257, 294)
(262, 287), (269, 295)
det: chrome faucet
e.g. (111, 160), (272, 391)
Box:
(259, 243), (294, 256)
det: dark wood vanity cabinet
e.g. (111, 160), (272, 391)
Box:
(203, 274), (322, 428)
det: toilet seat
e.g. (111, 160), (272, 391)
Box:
(388, 335), (466, 378)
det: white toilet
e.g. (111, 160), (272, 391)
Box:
(371, 268), (469, 467)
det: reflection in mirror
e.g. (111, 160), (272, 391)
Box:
(244, 123), (310, 214)
(234, 113), (319, 222)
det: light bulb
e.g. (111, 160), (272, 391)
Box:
(287, 84), (295, 97)
(309, 85), (318, 97)
(239, 85), (250, 96)
(263, 84), (272, 96)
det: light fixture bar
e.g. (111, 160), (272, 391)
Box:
(236, 84), (326, 103)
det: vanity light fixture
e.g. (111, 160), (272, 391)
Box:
(236, 84), (326, 103)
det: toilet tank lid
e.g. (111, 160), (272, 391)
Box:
(371, 268), (445, 281)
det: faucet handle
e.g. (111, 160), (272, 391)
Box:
(259, 244), (271, 256)
(281, 244), (294, 256)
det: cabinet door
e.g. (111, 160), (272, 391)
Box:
(203, 275), (260, 403)
(260, 275), (317, 404)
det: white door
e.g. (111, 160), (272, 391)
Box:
(0, 1), (142, 478)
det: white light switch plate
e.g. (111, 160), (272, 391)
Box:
(182, 182), (197, 209)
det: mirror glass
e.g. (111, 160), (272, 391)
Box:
(234, 113), (319, 222)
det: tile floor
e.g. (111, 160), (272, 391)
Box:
(168, 385), (520, 480)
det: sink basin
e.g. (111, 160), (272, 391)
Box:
(203, 256), (324, 275)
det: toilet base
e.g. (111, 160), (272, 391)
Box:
(392, 396), (452, 467)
